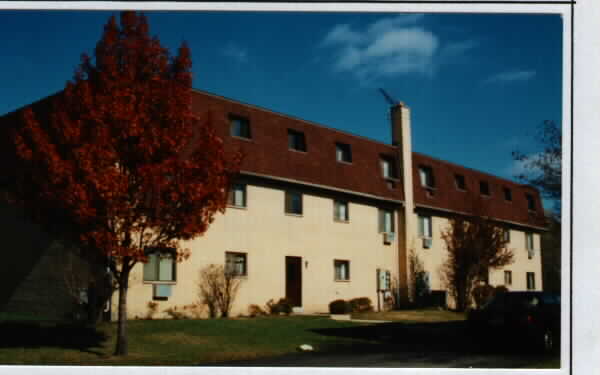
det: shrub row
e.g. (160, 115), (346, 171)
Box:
(329, 297), (373, 314)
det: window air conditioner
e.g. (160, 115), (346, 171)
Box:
(383, 232), (395, 244)
(154, 284), (172, 298)
(422, 237), (432, 249)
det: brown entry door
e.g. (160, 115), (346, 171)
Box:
(285, 256), (302, 307)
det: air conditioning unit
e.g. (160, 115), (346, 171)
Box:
(422, 237), (432, 249)
(383, 232), (395, 244)
(153, 284), (172, 298)
(528, 249), (535, 259)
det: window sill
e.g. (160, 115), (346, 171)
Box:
(334, 279), (351, 283)
(231, 135), (253, 142)
(288, 148), (307, 154)
(384, 176), (400, 182)
(334, 219), (350, 223)
(143, 281), (177, 285)
(285, 212), (303, 217)
(227, 204), (247, 210)
(336, 160), (353, 165)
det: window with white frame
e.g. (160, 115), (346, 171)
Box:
(454, 174), (466, 191)
(480, 180), (491, 196)
(228, 183), (247, 207)
(503, 228), (511, 242)
(526, 232), (534, 259)
(381, 157), (397, 179)
(288, 129), (307, 152)
(230, 115), (251, 139)
(143, 248), (176, 282)
(526, 193), (536, 211)
(378, 209), (395, 233)
(335, 142), (352, 163)
(418, 166), (435, 188)
(526, 272), (536, 290)
(418, 215), (432, 238)
(285, 191), (303, 215)
(225, 252), (247, 277)
(333, 200), (349, 222)
(334, 260), (350, 281)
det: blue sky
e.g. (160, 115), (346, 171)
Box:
(0, 10), (562, 209)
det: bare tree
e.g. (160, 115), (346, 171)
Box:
(440, 207), (514, 312)
(513, 120), (561, 218)
(197, 264), (242, 318)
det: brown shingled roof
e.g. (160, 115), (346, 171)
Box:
(412, 153), (546, 228)
(191, 90), (546, 229)
(191, 90), (404, 202)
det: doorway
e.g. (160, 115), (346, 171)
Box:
(285, 256), (302, 307)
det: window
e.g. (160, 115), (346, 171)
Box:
(480, 181), (490, 196)
(503, 187), (512, 202)
(526, 193), (536, 211)
(526, 232), (534, 259)
(454, 174), (466, 191)
(504, 270), (512, 286)
(381, 157), (397, 179)
(285, 191), (303, 215)
(418, 166), (435, 188)
(227, 183), (247, 207)
(335, 143), (352, 163)
(143, 249), (176, 282)
(378, 209), (395, 233)
(526, 272), (536, 290)
(230, 115), (251, 139)
(503, 229), (511, 242)
(334, 260), (350, 281)
(225, 252), (247, 277)
(288, 129), (307, 152)
(418, 215), (432, 238)
(334, 200), (349, 222)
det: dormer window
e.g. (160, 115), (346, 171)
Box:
(418, 166), (435, 189)
(336, 143), (352, 163)
(454, 174), (466, 191)
(480, 181), (490, 196)
(230, 115), (251, 139)
(526, 193), (536, 211)
(381, 157), (397, 179)
(288, 129), (306, 152)
(503, 187), (512, 202)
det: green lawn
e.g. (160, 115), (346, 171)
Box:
(352, 308), (466, 323)
(0, 316), (372, 366)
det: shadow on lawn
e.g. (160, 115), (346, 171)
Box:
(0, 321), (107, 355)
(311, 321), (540, 356)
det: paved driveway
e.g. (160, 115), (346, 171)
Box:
(208, 320), (559, 368)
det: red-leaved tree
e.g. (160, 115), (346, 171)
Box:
(6, 12), (240, 355)
(440, 203), (514, 312)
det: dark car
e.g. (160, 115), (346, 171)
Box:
(468, 291), (561, 353)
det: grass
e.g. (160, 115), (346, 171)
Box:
(0, 316), (372, 366)
(352, 308), (466, 323)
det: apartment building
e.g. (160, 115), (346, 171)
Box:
(122, 90), (546, 318)
(0, 89), (546, 319)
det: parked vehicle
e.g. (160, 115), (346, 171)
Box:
(467, 291), (561, 353)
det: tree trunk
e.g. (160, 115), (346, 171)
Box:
(114, 268), (130, 356)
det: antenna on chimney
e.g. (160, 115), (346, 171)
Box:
(378, 88), (399, 106)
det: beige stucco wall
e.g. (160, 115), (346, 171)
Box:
(405, 213), (543, 297)
(116, 183), (400, 319)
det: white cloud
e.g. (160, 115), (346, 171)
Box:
(485, 70), (536, 84)
(222, 43), (248, 63)
(320, 14), (475, 82)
